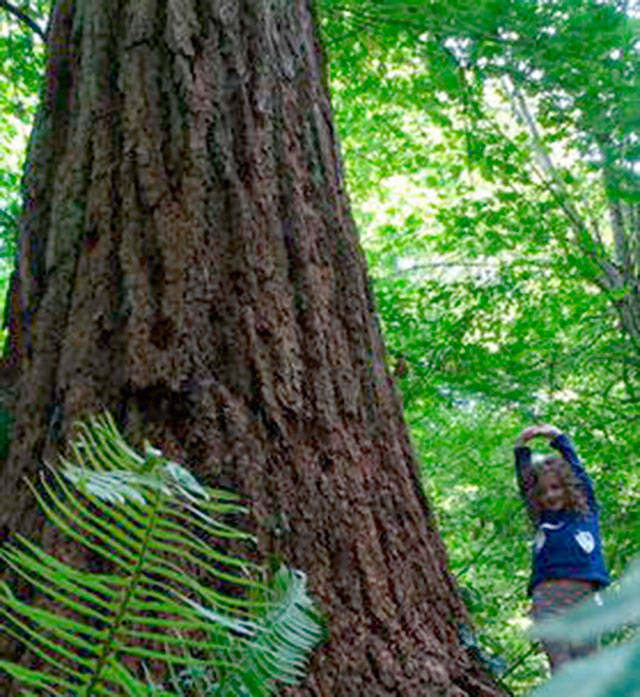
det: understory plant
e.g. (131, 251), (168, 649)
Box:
(531, 558), (640, 697)
(0, 413), (325, 696)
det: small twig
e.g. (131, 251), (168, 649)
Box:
(0, 0), (46, 41)
(499, 644), (540, 681)
(454, 530), (502, 577)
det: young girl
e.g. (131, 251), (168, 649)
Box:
(514, 423), (609, 672)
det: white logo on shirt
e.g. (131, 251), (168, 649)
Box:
(575, 531), (595, 554)
(534, 522), (565, 552)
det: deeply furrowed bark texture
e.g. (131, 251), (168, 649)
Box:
(1, 1), (505, 695)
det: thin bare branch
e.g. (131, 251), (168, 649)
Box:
(0, 0), (46, 41)
(503, 80), (588, 238)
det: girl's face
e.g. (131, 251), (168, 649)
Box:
(539, 472), (566, 511)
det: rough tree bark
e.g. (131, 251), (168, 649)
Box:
(1, 1), (505, 695)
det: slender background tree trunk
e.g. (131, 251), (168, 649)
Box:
(1, 1), (504, 694)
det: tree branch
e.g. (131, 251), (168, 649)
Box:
(503, 79), (589, 239)
(0, 0), (46, 41)
(596, 136), (632, 273)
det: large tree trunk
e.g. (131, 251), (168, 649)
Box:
(1, 1), (504, 695)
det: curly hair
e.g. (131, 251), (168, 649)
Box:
(531, 456), (589, 515)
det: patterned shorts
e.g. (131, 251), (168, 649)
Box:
(531, 579), (599, 672)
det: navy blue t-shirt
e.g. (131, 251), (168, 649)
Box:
(514, 434), (610, 594)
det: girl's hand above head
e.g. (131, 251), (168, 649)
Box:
(537, 424), (563, 440)
(515, 424), (563, 446)
(516, 426), (542, 443)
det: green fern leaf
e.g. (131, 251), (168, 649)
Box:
(183, 567), (327, 697)
(0, 413), (325, 696)
(530, 637), (640, 697)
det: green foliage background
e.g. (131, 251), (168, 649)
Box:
(0, 0), (48, 332)
(1, 0), (639, 694)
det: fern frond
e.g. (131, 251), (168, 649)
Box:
(181, 567), (327, 697)
(0, 413), (325, 696)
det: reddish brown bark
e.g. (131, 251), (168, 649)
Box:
(1, 1), (505, 695)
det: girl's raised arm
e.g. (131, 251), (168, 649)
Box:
(549, 432), (596, 510)
(514, 428), (537, 520)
